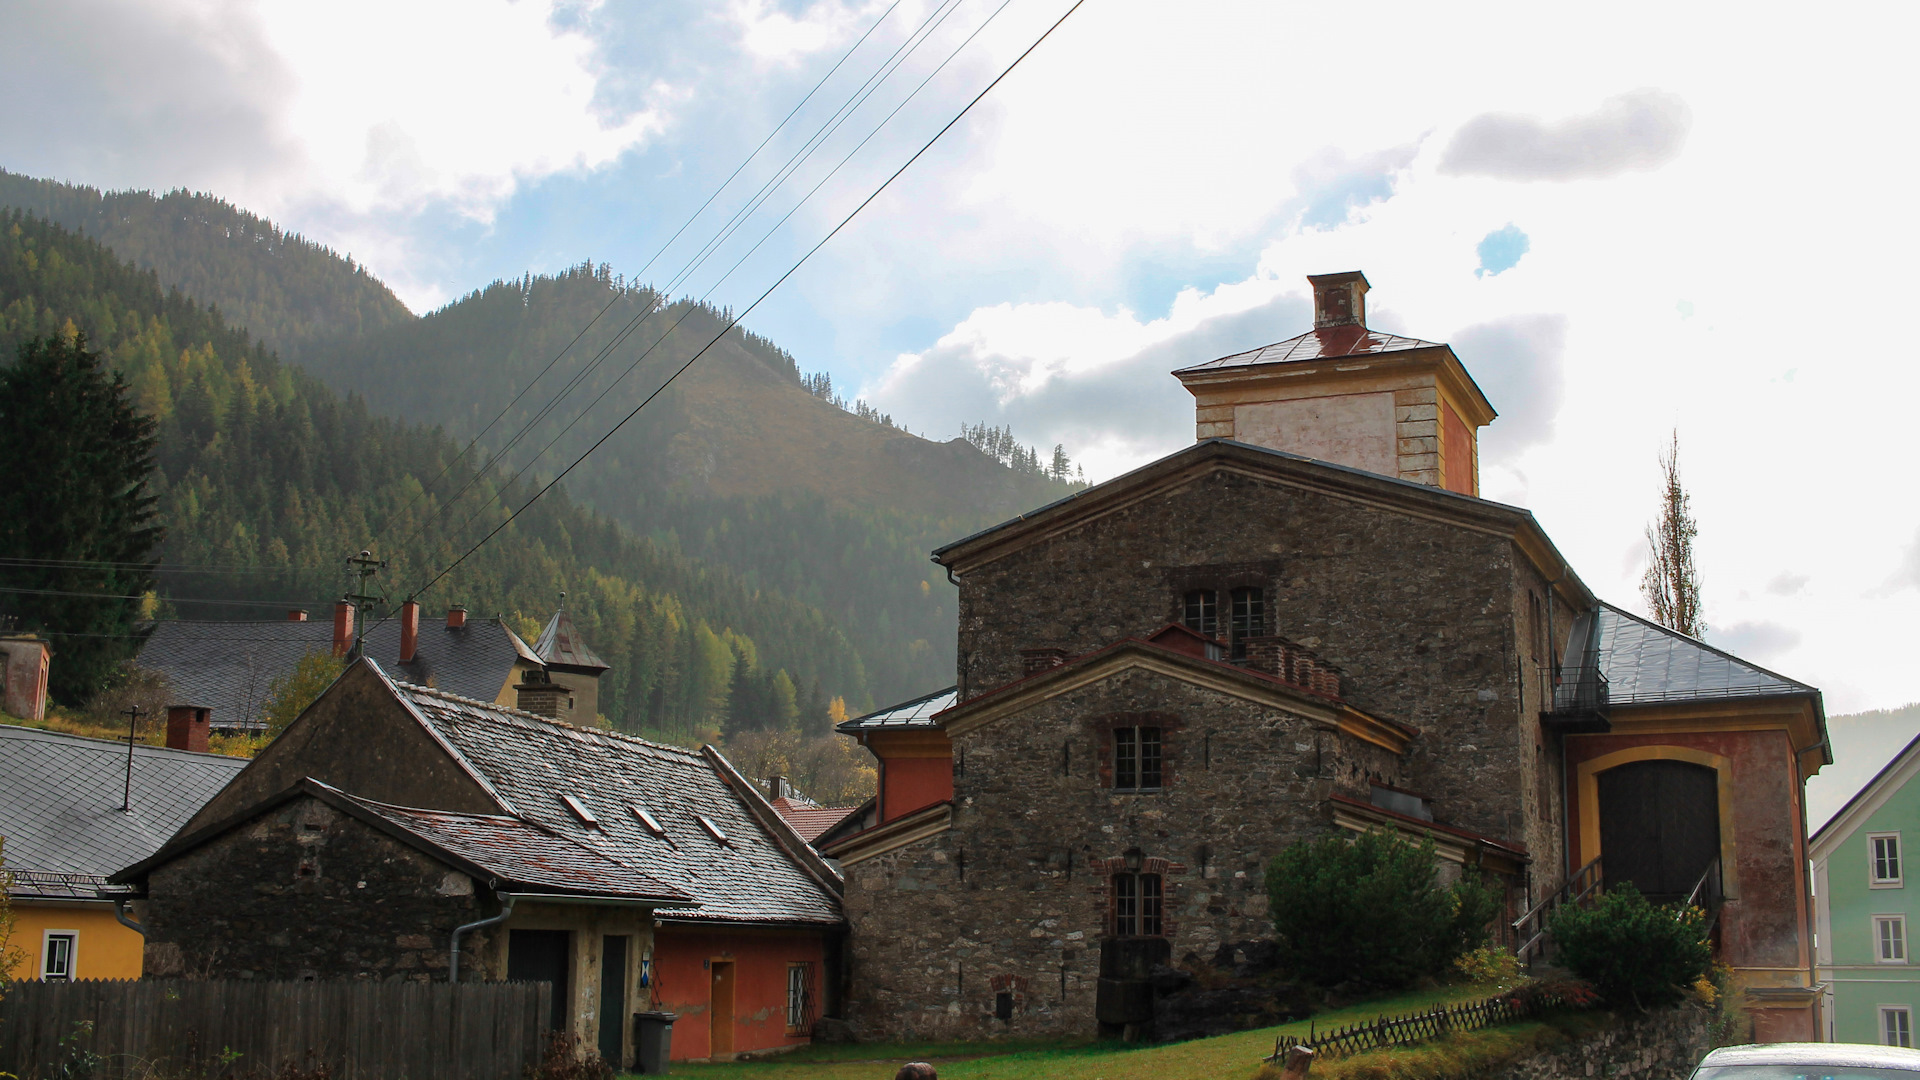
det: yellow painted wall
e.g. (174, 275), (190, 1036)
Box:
(5, 903), (143, 981)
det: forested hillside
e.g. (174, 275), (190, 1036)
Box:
(0, 170), (412, 360)
(0, 210), (868, 734)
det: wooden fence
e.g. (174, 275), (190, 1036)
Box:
(0, 979), (551, 1080)
(1264, 984), (1595, 1063)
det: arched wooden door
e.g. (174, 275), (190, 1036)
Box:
(1596, 759), (1720, 903)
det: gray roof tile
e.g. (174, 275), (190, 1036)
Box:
(836, 687), (956, 733)
(0, 724), (245, 883)
(534, 608), (607, 672)
(1594, 602), (1815, 705)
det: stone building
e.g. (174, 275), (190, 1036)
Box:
(825, 271), (1829, 1043)
(114, 659), (845, 1066)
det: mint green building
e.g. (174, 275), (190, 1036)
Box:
(1814, 732), (1920, 1046)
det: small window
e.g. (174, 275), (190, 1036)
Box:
(994, 991), (1014, 1020)
(1872, 833), (1903, 887)
(1113, 872), (1163, 937)
(1885, 1006), (1914, 1048)
(1182, 591), (1218, 637)
(1113, 727), (1162, 791)
(786, 963), (814, 1031)
(631, 804), (667, 837)
(561, 794), (600, 828)
(1876, 915), (1907, 963)
(1229, 587), (1265, 658)
(42, 932), (76, 981)
(696, 814), (731, 846)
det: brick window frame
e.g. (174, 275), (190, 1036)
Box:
(1090, 712), (1184, 790)
(990, 973), (1030, 1020)
(1090, 854), (1188, 938)
(1165, 565), (1277, 639)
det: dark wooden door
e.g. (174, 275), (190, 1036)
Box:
(508, 929), (571, 1035)
(599, 935), (628, 1066)
(1597, 759), (1719, 903)
(710, 960), (736, 1057)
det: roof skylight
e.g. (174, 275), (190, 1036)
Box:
(631, 804), (667, 836)
(695, 814), (730, 846)
(561, 794), (600, 828)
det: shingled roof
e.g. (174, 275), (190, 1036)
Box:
(1588, 602), (1818, 705)
(0, 724), (244, 899)
(137, 616), (536, 728)
(393, 679), (838, 923)
(533, 606), (608, 672)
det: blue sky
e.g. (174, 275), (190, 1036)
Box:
(3, 0), (1920, 716)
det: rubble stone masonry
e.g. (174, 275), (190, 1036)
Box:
(841, 668), (1403, 1039)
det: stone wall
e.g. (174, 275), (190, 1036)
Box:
(841, 667), (1402, 1040)
(144, 793), (497, 981)
(1496, 1004), (1716, 1080)
(952, 466), (1537, 846)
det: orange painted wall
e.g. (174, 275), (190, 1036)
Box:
(652, 927), (828, 1060)
(1565, 727), (1811, 975)
(5, 905), (143, 981)
(880, 757), (952, 823)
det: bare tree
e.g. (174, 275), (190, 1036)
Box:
(1640, 431), (1705, 638)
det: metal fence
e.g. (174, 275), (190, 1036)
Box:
(0, 979), (551, 1080)
(1264, 984), (1596, 1063)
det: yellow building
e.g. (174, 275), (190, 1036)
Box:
(1, 724), (245, 981)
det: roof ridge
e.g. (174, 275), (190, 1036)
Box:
(1596, 599), (1816, 693)
(0, 722), (249, 763)
(392, 678), (705, 759)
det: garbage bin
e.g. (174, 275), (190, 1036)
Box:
(633, 1011), (677, 1074)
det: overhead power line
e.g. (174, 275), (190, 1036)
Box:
(403, 0), (1091, 610)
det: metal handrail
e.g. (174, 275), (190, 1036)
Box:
(1679, 858), (1723, 922)
(1512, 856), (1603, 964)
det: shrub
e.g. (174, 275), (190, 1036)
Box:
(1548, 884), (1712, 1007)
(1453, 945), (1524, 987)
(1266, 829), (1502, 990)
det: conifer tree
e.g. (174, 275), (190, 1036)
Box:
(1640, 431), (1704, 638)
(0, 332), (162, 703)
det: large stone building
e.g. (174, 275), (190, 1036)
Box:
(825, 272), (1829, 1043)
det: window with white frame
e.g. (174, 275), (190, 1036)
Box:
(1883, 1005), (1914, 1048)
(1871, 833), (1903, 887)
(786, 962), (814, 1031)
(1876, 915), (1908, 963)
(41, 931), (76, 981)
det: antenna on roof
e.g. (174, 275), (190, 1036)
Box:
(120, 704), (144, 812)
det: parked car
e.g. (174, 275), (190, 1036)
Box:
(1692, 1043), (1920, 1080)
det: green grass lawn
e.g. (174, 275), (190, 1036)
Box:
(641, 983), (1508, 1080)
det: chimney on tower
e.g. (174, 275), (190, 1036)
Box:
(1308, 270), (1369, 328)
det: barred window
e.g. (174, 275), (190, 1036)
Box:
(786, 962), (815, 1030)
(1113, 872), (1164, 937)
(1113, 727), (1162, 791)
(1182, 590), (1218, 637)
(1229, 587), (1265, 658)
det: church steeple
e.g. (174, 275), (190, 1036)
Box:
(1171, 272), (1496, 496)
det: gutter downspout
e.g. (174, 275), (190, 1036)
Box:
(113, 897), (146, 937)
(450, 890), (515, 983)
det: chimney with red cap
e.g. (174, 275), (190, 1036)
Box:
(332, 600), (354, 658)
(399, 600), (420, 664)
(446, 605), (468, 630)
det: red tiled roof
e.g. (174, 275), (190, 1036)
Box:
(772, 801), (862, 843)
(1174, 325), (1444, 374)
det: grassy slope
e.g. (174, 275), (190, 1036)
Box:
(654, 985), (1504, 1080)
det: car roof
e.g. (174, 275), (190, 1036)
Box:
(1699, 1044), (1920, 1071)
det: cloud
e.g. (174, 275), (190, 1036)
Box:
(1713, 620), (1803, 664)
(1475, 224), (1530, 278)
(1439, 88), (1692, 182)
(1449, 314), (1568, 458)
(1887, 529), (1920, 592)
(866, 286), (1311, 479)
(1766, 571), (1809, 596)
(1293, 144), (1419, 230)
(0, 0), (668, 225)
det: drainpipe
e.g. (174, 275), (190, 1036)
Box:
(449, 891), (515, 983)
(113, 897), (146, 937)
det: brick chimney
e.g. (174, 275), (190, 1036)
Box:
(287, 609), (308, 622)
(165, 705), (211, 753)
(445, 605), (468, 630)
(331, 600), (355, 658)
(0, 636), (50, 722)
(1309, 270), (1368, 328)
(399, 600), (420, 663)
(1019, 647), (1069, 676)
(514, 669), (566, 719)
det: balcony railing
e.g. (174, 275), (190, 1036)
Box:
(1538, 663), (1609, 732)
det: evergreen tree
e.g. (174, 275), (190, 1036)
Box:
(0, 332), (163, 703)
(1640, 431), (1704, 638)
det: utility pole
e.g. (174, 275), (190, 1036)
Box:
(121, 704), (144, 812)
(343, 549), (388, 658)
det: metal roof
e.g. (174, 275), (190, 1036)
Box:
(1593, 603), (1815, 705)
(331, 786), (690, 902)
(533, 607), (607, 672)
(836, 686), (957, 733)
(394, 680), (840, 925)
(1173, 325), (1445, 374)
(0, 724), (244, 890)
(137, 616), (531, 726)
